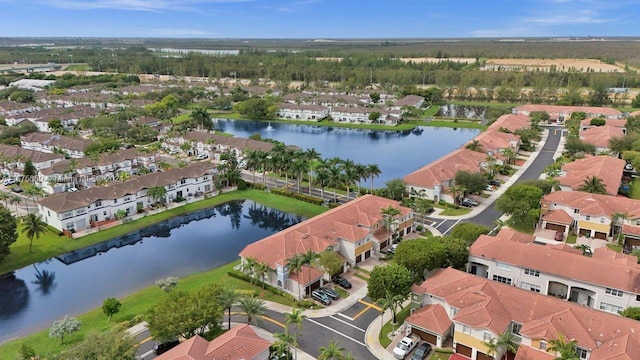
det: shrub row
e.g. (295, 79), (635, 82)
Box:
(270, 188), (324, 205)
(227, 270), (317, 308)
(247, 182), (267, 191)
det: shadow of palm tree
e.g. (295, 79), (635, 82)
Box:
(32, 264), (56, 295)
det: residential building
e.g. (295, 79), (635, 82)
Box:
(0, 100), (40, 117)
(579, 125), (625, 154)
(37, 162), (216, 232)
(579, 118), (627, 132)
(410, 267), (640, 360)
(21, 132), (94, 158)
(329, 107), (402, 125)
(0, 144), (65, 179)
(391, 95), (425, 110)
(554, 156), (625, 195)
(540, 191), (640, 241)
(404, 149), (488, 203)
(488, 113), (531, 133)
(513, 105), (623, 122)
(155, 324), (271, 360)
(465, 130), (520, 164)
(239, 195), (413, 299)
(5, 106), (100, 132)
(468, 228), (640, 313)
(276, 103), (329, 121)
(162, 131), (275, 159)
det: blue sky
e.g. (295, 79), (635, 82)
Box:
(2, 0), (639, 38)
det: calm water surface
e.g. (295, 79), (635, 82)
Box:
(213, 119), (481, 184)
(0, 200), (301, 342)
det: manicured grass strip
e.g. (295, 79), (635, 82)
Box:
(566, 234), (577, 244)
(629, 178), (640, 200)
(379, 305), (413, 348)
(0, 259), (296, 360)
(0, 189), (327, 275)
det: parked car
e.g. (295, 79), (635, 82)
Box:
(3, 178), (15, 186)
(168, 149), (179, 155)
(66, 187), (79, 192)
(461, 198), (479, 207)
(488, 179), (501, 186)
(387, 244), (398, 254)
(485, 185), (493, 191)
(195, 154), (209, 160)
(625, 163), (634, 171)
(318, 286), (340, 300)
(333, 276), (352, 289)
(411, 342), (432, 360)
(554, 231), (564, 241)
(311, 290), (332, 305)
(11, 186), (22, 193)
(153, 339), (180, 355)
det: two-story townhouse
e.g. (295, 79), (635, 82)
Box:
(329, 106), (402, 125)
(20, 132), (94, 158)
(513, 105), (623, 122)
(404, 149), (488, 204)
(162, 131), (275, 159)
(579, 118), (627, 132)
(0, 100), (40, 117)
(540, 191), (640, 241)
(579, 125), (625, 154)
(37, 162), (216, 232)
(465, 130), (521, 164)
(409, 268), (640, 360)
(38, 158), (93, 194)
(0, 144), (65, 179)
(275, 103), (329, 121)
(390, 95), (425, 110)
(554, 156), (625, 195)
(239, 195), (413, 299)
(488, 114), (531, 133)
(468, 228), (640, 314)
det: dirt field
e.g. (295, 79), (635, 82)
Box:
(484, 58), (624, 72)
(398, 57), (476, 64)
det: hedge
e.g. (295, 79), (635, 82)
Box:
(227, 270), (317, 308)
(270, 188), (324, 205)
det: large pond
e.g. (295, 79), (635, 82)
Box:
(0, 200), (301, 343)
(213, 119), (481, 185)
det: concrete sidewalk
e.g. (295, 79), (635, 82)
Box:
(364, 302), (412, 360)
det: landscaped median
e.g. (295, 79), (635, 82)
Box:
(0, 189), (327, 275)
(0, 259), (297, 360)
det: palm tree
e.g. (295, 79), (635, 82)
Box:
(315, 167), (330, 198)
(465, 139), (484, 152)
(290, 159), (308, 194)
(273, 331), (297, 360)
(482, 330), (520, 360)
(376, 290), (406, 325)
(304, 148), (321, 194)
(287, 254), (305, 299)
(241, 256), (258, 285)
(244, 149), (262, 183)
(23, 185), (44, 213)
(301, 250), (320, 297)
(384, 178), (407, 201)
(327, 164), (344, 202)
(254, 262), (271, 288)
(318, 340), (346, 360)
(0, 192), (9, 208)
(611, 212), (629, 243)
(578, 175), (607, 194)
(353, 163), (368, 194)
(218, 286), (241, 330)
(367, 164), (381, 191)
(381, 205), (401, 234)
(22, 213), (48, 253)
(548, 334), (579, 360)
(238, 296), (267, 325)
(485, 155), (500, 178)
(116, 170), (130, 182)
(284, 308), (307, 360)
(147, 186), (167, 207)
(190, 107), (212, 131)
(449, 184), (467, 205)
(10, 195), (21, 215)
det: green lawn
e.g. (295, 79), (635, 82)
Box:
(448, 100), (519, 108)
(629, 178), (640, 200)
(0, 259), (297, 360)
(432, 203), (472, 216)
(566, 234), (577, 244)
(0, 189), (327, 275)
(379, 305), (414, 348)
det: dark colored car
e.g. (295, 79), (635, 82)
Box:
(333, 276), (352, 289)
(311, 290), (332, 305)
(554, 231), (564, 241)
(411, 342), (432, 360)
(488, 179), (501, 186)
(153, 339), (180, 355)
(318, 286), (340, 300)
(10, 186), (22, 193)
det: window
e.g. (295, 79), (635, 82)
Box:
(61, 211), (73, 219)
(451, 308), (458, 317)
(539, 341), (547, 351)
(524, 268), (540, 277)
(496, 262), (511, 271)
(599, 302), (623, 314)
(114, 199), (118, 204)
(95, 200), (102, 207)
(493, 275), (512, 285)
(636, 294), (640, 302)
(462, 325), (470, 334)
(124, 196), (131, 202)
(600, 217), (605, 224)
(585, 215), (590, 221)
(574, 208), (579, 214)
(574, 346), (588, 359)
(483, 332), (492, 341)
(511, 322), (522, 336)
(520, 282), (541, 293)
(180, 179), (186, 185)
(75, 208), (85, 215)
(606, 288), (624, 297)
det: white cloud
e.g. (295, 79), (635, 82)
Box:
(524, 11), (614, 25)
(258, 0), (322, 13)
(39, 0), (252, 12)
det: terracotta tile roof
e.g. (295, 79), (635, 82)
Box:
(630, 110), (640, 117)
(514, 105), (622, 117)
(155, 324), (271, 360)
(579, 125), (625, 148)
(542, 191), (640, 218)
(591, 246), (639, 265)
(555, 156), (625, 195)
(416, 269), (640, 357)
(403, 149), (487, 188)
(405, 304), (452, 335)
(467, 130), (520, 155)
(494, 227), (537, 243)
(288, 265), (324, 284)
(239, 195), (411, 270)
(178, 131), (276, 153)
(514, 344), (555, 360)
(623, 224), (640, 237)
(580, 118), (627, 129)
(38, 162), (215, 213)
(469, 230), (640, 293)
(489, 114), (531, 133)
(541, 209), (574, 225)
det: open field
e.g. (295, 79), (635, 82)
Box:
(484, 58), (624, 72)
(398, 57), (476, 64)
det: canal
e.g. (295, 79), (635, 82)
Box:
(0, 200), (301, 343)
(212, 119), (481, 185)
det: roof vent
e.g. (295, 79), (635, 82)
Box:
(302, 233), (309, 239)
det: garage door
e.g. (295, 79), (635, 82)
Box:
(412, 328), (437, 345)
(456, 344), (473, 357)
(625, 237), (640, 247)
(477, 352), (493, 360)
(364, 250), (371, 259)
(579, 228), (590, 236)
(594, 232), (607, 240)
(355, 254), (362, 263)
(545, 223), (566, 232)
(380, 240), (388, 249)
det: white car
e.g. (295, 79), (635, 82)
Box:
(195, 154), (209, 160)
(168, 149), (179, 155)
(3, 179), (15, 186)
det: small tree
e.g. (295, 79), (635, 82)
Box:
(368, 111), (381, 122)
(155, 276), (179, 292)
(317, 250), (344, 277)
(18, 343), (36, 360)
(367, 263), (413, 301)
(23, 159), (37, 179)
(102, 297), (122, 321)
(21, 213), (47, 253)
(49, 315), (81, 344)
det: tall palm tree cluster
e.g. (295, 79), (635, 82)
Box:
(243, 145), (381, 199)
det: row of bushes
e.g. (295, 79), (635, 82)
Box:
(438, 200), (461, 209)
(226, 270), (315, 308)
(269, 188), (324, 205)
(247, 182), (268, 191)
